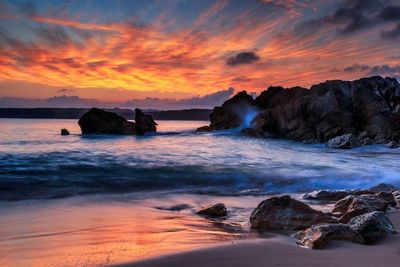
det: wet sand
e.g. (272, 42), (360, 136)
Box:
(116, 210), (400, 267)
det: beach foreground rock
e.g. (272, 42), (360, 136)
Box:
(326, 134), (361, 149)
(348, 211), (397, 244)
(197, 203), (227, 217)
(60, 128), (70, 135)
(250, 196), (336, 230)
(296, 223), (364, 249)
(78, 108), (157, 135)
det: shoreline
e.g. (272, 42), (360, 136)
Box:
(114, 209), (400, 267)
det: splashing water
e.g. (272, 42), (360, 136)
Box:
(240, 109), (259, 129)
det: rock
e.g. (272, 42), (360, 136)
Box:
(135, 108), (157, 135)
(240, 128), (263, 137)
(375, 191), (396, 206)
(155, 204), (192, 211)
(393, 191), (400, 208)
(250, 196), (336, 230)
(60, 128), (70, 135)
(303, 190), (350, 201)
(196, 125), (212, 132)
(78, 108), (157, 135)
(326, 134), (361, 149)
(295, 223), (364, 249)
(361, 137), (373, 145)
(205, 76), (400, 145)
(369, 183), (396, 193)
(333, 195), (389, 216)
(79, 108), (137, 135)
(386, 141), (398, 148)
(209, 90), (256, 130)
(197, 203), (227, 217)
(348, 211), (396, 244)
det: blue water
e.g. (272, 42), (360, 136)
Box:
(1, 119), (400, 201)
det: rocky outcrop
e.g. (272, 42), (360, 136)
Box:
(60, 128), (70, 135)
(250, 196), (336, 230)
(135, 108), (157, 135)
(296, 223), (364, 249)
(348, 211), (396, 244)
(303, 189), (372, 201)
(196, 203), (227, 217)
(78, 108), (157, 135)
(206, 76), (400, 146)
(369, 183), (396, 193)
(326, 134), (361, 149)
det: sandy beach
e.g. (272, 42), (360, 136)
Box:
(115, 209), (400, 267)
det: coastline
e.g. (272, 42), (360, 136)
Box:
(114, 209), (400, 267)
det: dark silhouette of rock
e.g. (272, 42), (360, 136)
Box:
(250, 196), (336, 230)
(386, 141), (398, 148)
(195, 125), (212, 132)
(196, 203), (227, 217)
(207, 76), (400, 146)
(303, 189), (372, 201)
(296, 223), (364, 249)
(60, 128), (70, 135)
(326, 134), (361, 149)
(348, 211), (396, 244)
(135, 108), (157, 135)
(209, 90), (256, 130)
(78, 108), (157, 135)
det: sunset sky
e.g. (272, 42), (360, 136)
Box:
(0, 0), (399, 109)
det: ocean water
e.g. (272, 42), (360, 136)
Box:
(1, 119), (400, 266)
(1, 119), (400, 201)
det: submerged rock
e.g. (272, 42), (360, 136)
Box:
(250, 196), (336, 230)
(326, 134), (361, 149)
(155, 204), (192, 211)
(296, 223), (364, 249)
(195, 125), (213, 132)
(60, 128), (70, 135)
(348, 211), (396, 244)
(197, 203), (227, 217)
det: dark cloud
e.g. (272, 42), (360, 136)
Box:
(295, 0), (400, 38)
(33, 27), (70, 47)
(337, 63), (400, 78)
(226, 52), (259, 66)
(232, 76), (252, 82)
(381, 22), (400, 39)
(56, 88), (74, 94)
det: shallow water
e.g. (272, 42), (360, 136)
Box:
(0, 119), (399, 266)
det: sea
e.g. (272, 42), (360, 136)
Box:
(0, 119), (399, 266)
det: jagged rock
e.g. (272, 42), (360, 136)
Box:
(196, 125), (212, 132)
(79, 108), (137, 134)
(386, 141), (398, 148)
(375, 191), (396, 206)
(348, 211), (396, 244)
(369, 183), (396, 193)
(295, 223), (364, 249)
(250, 196), (336, 230)
(303, 189), (373, 201)
(207, 76), (400, 144)
(135, 108), (157, 135)
(326, 134), (361, 149)
(209, 90), (256, 130)
(333, 195), (389, 216)
(60, 128), (70, 135)
(393, 191), (400, 208)
(196, 203), (227, 217)
(240, 128), (263, 137)
(78, 108), (157, 135)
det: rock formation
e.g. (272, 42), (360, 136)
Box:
(250, 195), (336, 230)
(78, 108), (157, 135)
(60, 128), (70, 135)
(196, 203), (227, 217)
(201, 76), (400, 147)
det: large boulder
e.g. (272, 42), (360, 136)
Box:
(303, 189), (372, 201)
(250, 196), (336, 230)
(348, 211), (396, 244)
(326, 134), (361, 149)
(60, 128), (70, 136)
(135, 108), (157, 135)
(79, 108), (137, 134)
(209, 90), (256, 130)
(295, 223), (364, 249)
(78, 108), (157, 135)
(333, 195), (390, 223)
(196, 203), (227, 217)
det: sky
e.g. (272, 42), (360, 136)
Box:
(0, 0), (399, 109)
